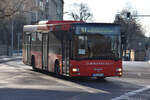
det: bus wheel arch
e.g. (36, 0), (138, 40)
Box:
(54, 59), (60, 74)
(31, 55), (37, 71)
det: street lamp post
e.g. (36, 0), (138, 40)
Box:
(18, 32), (20, 55)
(11, 19), (14, 56)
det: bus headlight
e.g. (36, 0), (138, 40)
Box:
(72, 68), (79, 72)
(116, 68), (122, 72)
(119, 72), (123, 76)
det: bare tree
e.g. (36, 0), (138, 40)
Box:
(0, 0), (40, 42)
(0, 0), (29, 49)
(68, 3), (93, 22)
(0, 0), (42, 20)
(0, 0), (26, 19)
(114, 8), (146, 60)
(115, 9), (145, 40)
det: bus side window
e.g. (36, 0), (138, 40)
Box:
(31, 32), (37, 51)
(23, 32), (26, 44)
(31, 32), (36, 42)
(24, 32), (30, 44)
(49, 32), (54, 53)
(36, 32), (42, 52)
(53, 31), (61, 55)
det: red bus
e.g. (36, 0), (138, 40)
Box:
(23, 20), (122, 78)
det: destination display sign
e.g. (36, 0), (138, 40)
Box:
(76, 25), (120, 35)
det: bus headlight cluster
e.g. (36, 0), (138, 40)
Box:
(116, 68), (122, 72)
(119, 72), (123, 76)
(72, 68), (79, 72)
(116, 68), (123, 76)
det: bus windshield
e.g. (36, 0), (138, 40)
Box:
(72, 25), (121, 60)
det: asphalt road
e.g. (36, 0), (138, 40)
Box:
(0, 60), (150, 100)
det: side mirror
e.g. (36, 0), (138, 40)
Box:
(121, 32), (126, 44)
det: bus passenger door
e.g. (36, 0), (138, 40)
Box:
(25, 34), (31, 65)
(62, 39), (70, 75)
(42, 33), (48, 70)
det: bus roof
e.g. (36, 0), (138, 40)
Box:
(24, 20), (84, 32)
(23, 20), (120, 32)
(38, 20), (83, 25)
(72, 23), (120, 26)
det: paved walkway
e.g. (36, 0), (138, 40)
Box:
(123, 61), (150, 68)
(0, 56), (22, 63)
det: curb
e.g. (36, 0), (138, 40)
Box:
(0, 57), (22, 63)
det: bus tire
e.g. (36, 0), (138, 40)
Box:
(31, 56), (37, 71)
(54, 60), (60, 75)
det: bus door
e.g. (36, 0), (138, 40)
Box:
(62, 38), (70, 75)
(42, 33), (48, 70)
(25, 33), (31, 65)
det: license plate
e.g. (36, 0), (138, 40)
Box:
(93, 73), (104, 77)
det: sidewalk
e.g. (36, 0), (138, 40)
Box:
(123, 61), (150, 68)
(0, 56), (22, 63)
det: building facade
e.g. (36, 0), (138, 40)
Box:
(24, 0), (64, 24)
(124, 36), (147, 61)
(0, 0), (64, 56)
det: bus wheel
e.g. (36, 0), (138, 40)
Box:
(54, 60), (60, 75)
(32, 56), (37, 71)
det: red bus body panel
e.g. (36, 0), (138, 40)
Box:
(48, 53), (62, 73)
(22, 49), (26, 64)
(70, 60), (122, 77)
(31, 51), (42, 69)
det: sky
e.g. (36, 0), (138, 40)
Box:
(64, 0), (150, 37)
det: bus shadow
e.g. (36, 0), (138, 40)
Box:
(9, 68), (143, 100)
(33, 69), (108, 83)
(32, 69), (143, 94)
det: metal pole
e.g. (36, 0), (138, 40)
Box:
(11, 19), (14, 56)
(18, 32), (19, 56)
(148, 37), (149, 61)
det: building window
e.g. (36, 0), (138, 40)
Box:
(31, 12), (37, 23)
(39, 1), (44, 10)
(39, 1), (42, 6)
